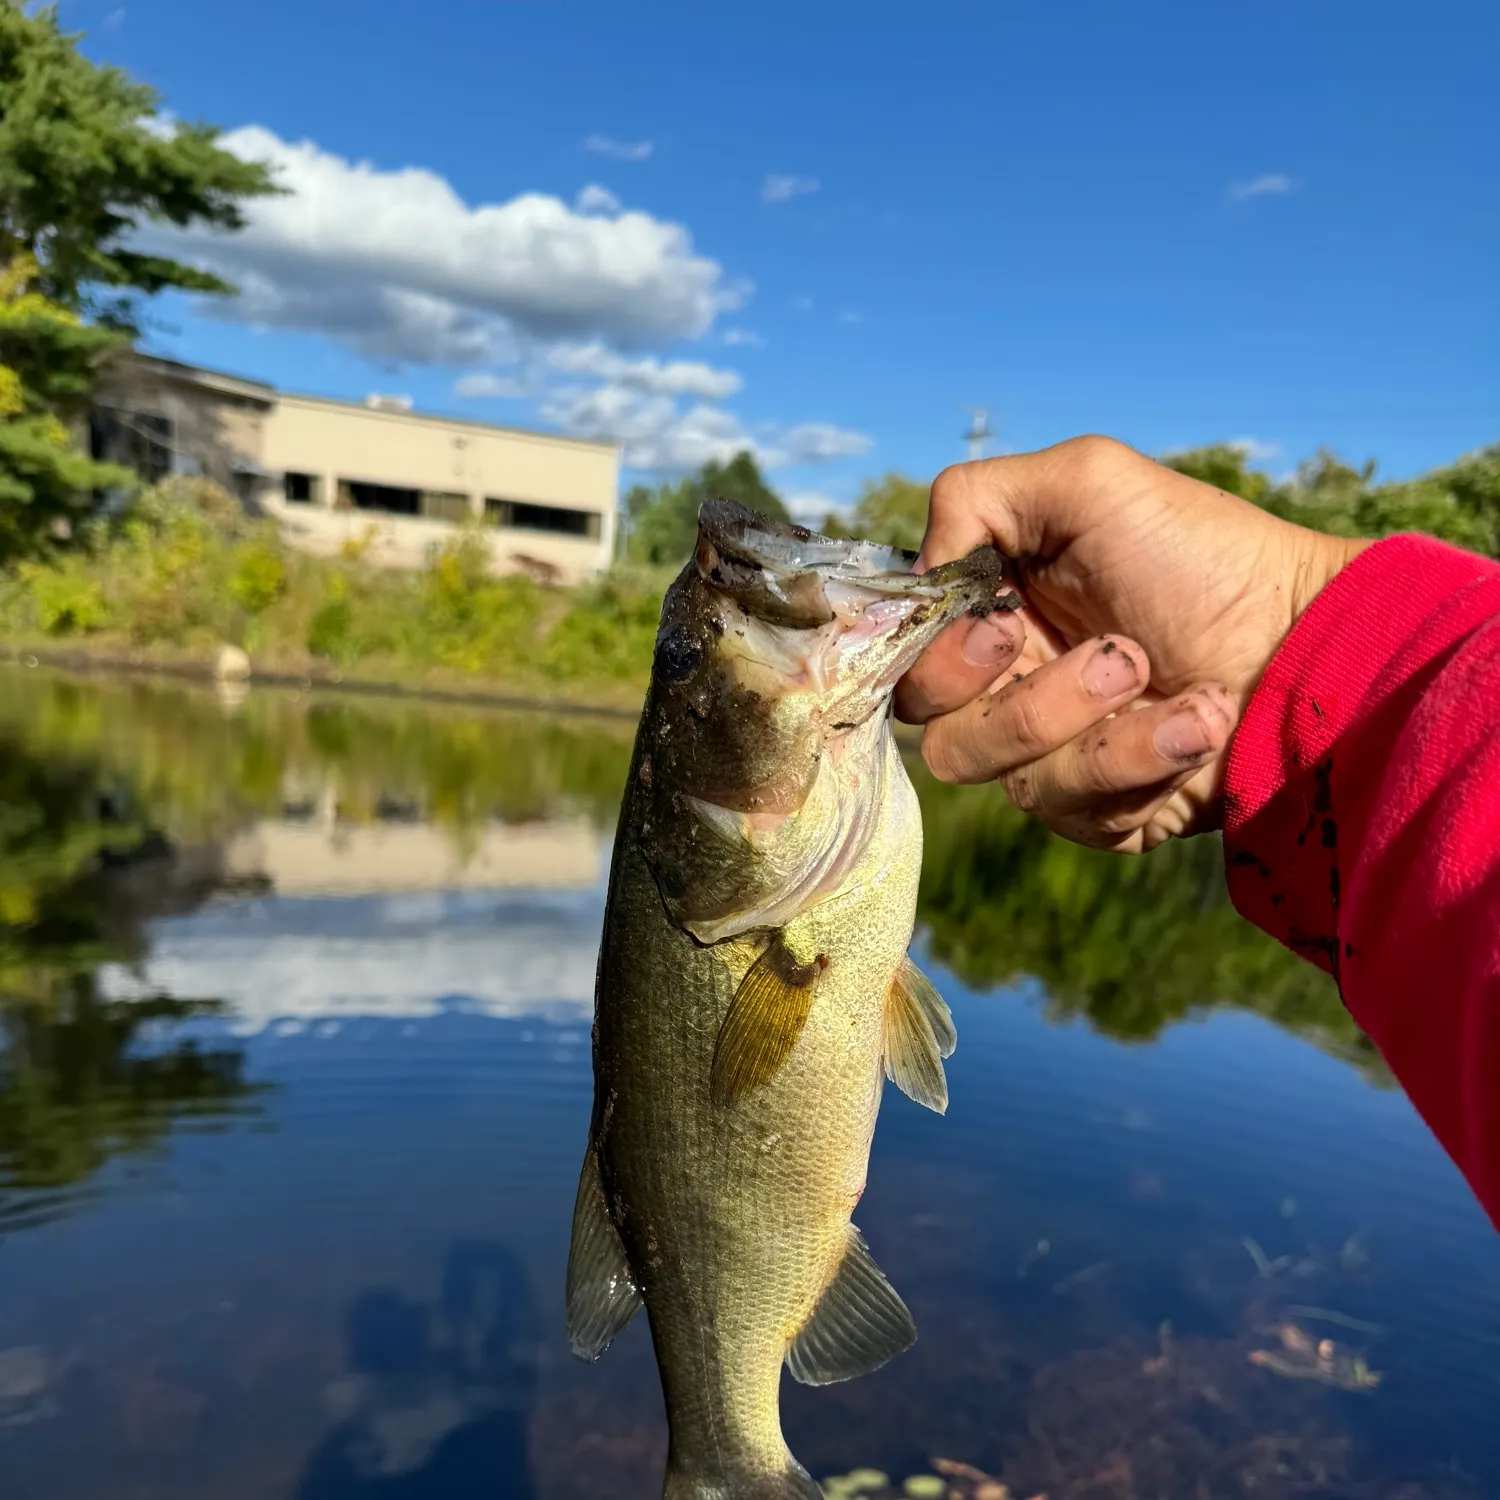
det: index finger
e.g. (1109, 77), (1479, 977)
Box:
(894, 607), (1026, 725)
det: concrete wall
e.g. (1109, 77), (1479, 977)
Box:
(220, 815), (600, 895)
(261, 394), (618, 583)
(93, 358), (274, 498)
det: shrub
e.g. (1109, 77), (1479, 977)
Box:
(229, 543), (287, 615)
(16, 558), (108, 633)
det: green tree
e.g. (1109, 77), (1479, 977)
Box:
(1166, 440), (1500, 557)
(0, 3), (277, 319)
(1161, 443), (1274, 506)
(0, 254), (133, 559)
(624, 450), (790, 565)
(823, 472), (931, 551)
(0, 2), (278, 558)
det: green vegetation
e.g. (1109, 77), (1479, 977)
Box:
(0, 254), (134, 559)
(0, 478), (664, 705)
(622, 450), (788, 565)
(1162, 441), (1500, 557)
(821, 472), (931, 552)
(0, 1), (276, 561)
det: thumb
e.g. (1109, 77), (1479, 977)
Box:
(919, 437), (1142, 568)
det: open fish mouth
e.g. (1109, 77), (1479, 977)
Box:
(694, 499), (1006, 627)
(695, 499), (1016, 702)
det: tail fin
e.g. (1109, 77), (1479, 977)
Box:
(663, 1457), (822, 1500)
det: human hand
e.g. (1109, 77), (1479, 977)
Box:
(896, 436), (1369, 852)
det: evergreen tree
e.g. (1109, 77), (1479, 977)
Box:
(0, 2), (278, 559)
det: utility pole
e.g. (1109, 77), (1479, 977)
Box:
(963, 407), (994, 462)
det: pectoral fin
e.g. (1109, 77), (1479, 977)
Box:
(564, 1148), (642, 1361)
(883, 957), (956, 1114)
(711, 935), (828, 1104)
(899, 955), (956, 1058)
(786, 1224), (916, 1386)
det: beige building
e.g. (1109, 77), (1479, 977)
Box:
(92, 353), (620, 584)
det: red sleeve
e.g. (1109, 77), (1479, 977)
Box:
(1222, 534), (1500, 1229)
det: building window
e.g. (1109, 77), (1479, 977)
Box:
(342, 480), (420, 516)
(486, 498), (601, 539)
(284, 472), (321, 504)
(421, 491), (471, 524)
(91, 406), (174, 483)
(336, 481), (472, 523)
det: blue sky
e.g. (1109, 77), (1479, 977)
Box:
(69, 0), (1498, 515)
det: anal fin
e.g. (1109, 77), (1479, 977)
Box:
(564, 1147), (642, 1361)
(785, 1225), (916, 1386)
(883, 956), (956, 1114)
(712, 934), (828, 1104)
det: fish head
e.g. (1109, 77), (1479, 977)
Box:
(634, 499), (1015, 942)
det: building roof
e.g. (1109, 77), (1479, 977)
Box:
(115, 350), (620, 457)
(111, 351), (278, 405)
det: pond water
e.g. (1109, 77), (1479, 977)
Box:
(1, 666), (1497, 1500)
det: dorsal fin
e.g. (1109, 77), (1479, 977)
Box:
(883, 957), (955, 1114)
(564, 1148), (642, 1360)
(786, 1224), (916, 1386)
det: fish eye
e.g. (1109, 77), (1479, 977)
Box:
(655, 624), (703, 682)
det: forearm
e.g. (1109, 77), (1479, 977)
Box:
(1223, 534), (1500, 1227)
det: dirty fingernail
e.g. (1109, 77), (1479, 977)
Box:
(1082, 639), (1140, 698)
(961, 612), (1020, 668)
(1154, 709), (1214, 761)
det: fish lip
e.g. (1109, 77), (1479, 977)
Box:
(695, 499), (1011, 625)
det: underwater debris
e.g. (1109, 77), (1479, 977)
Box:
(1015, 1238), (1051, 1278)
(1050, 1260), (1111, 1295)
(1287, 1305), (1384, 1337)
(1248, 1330), (1382, 1392)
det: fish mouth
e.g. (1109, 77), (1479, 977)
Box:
(695, 499), (1016, 704)
(696, 499), (979, 627)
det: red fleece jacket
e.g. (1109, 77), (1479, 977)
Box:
(1223, 534), (1500, 1229)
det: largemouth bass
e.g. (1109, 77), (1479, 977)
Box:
(566, 501), (1012, 1499)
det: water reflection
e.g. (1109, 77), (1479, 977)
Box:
(0, 666), (1496, 1500)
(297, 1243), (536, 1500)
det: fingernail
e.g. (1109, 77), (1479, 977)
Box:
(1154, 709), (1213, 761)
(961, 612), (1020, 668)
(1082, 639), (1140, 698)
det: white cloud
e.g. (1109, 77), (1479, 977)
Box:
(454, 372), (530, 399)
(542, 383), (869, 474)
(574, 183), (621, 216)
(721, 327), (765, 348)
(783, 490), (846, 524)
(763, 173), (821, 204)
(1229, 436), (1283, 462)
(546, 340), (742, 400)
(838, 310), (864, 326)
(146, 125), (742, 363)
(1226, 173), (1295, 202)
(585, 134), (653, 161)
(791, 295), (814, 312)
(543, 385), (749, 470)
(770, 423), (873, 464)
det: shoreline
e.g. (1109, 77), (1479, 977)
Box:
(0, 642), (647, 723)
(1, 642), (929, 744)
